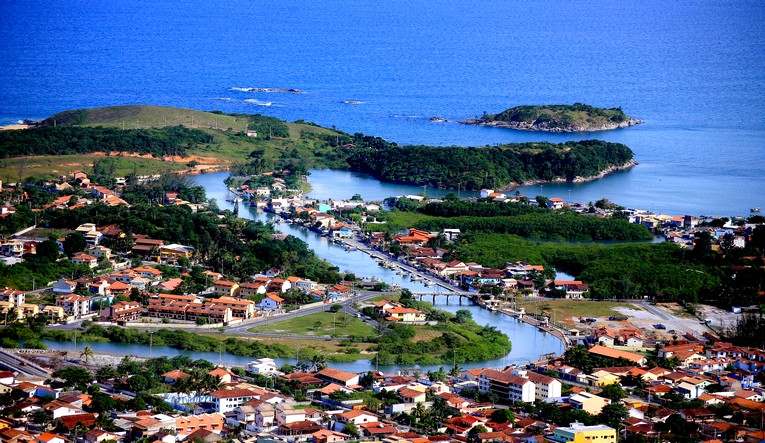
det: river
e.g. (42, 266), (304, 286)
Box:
(42, 170), (563, 372)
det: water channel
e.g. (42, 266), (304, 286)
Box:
(44, 170), (563, 372)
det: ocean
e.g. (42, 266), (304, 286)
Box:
(0, 0), (763, 215)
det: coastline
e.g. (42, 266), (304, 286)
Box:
(504, 159), (638, 190)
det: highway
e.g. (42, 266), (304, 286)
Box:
(0, 348), (51, 378)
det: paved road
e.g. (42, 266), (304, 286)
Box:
(224, 290), (382, 336)
(0, 349), (51, 378)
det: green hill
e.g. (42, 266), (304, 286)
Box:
(43, 105), (249, 131)
(463, 103), (643, 132)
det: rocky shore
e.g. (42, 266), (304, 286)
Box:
(505, 159), (638, 190)
(461, 116), (644, 132)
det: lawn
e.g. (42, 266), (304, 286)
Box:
(0, 154), (185, 182)
(247, 312), (375, 338)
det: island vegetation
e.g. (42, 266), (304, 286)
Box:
(462, 103), (643, 132)
(347, 138), (635, 190)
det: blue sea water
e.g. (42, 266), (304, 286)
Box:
(1, 0), (764, 215)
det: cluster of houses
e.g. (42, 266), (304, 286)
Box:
(6, 328), (765, 443)
(0, 259), (356, 326)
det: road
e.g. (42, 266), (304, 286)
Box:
(0, 348), (51, 378)
(224, 289), (382, 336)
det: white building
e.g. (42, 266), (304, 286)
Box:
(247, 358), (279, 376)
(478, 369), (535, 403)
(210, 388), (261, 413)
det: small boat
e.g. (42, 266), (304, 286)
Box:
(752, 208), (761, 213)
(424, 279), (433, 287)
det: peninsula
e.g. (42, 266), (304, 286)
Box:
(0, 105), (635, 191)
(462, 103), (643, 132)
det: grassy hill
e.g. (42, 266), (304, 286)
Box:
(0, 105), (350, 181)
(44, 105), (249, 132)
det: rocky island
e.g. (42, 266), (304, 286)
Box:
(462, 103), (643, 132)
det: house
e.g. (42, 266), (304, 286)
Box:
(317, 367), (360, 387)
(0, 287), (24, 306)
(163, 370), (191, 384)
(210, 388), (262, 413)
(36, 433), (66, 443)
(175, 413), (225, 437)
(71, 252), (99, 268)
(160, 244), (194, 262)
(258, 293), (284, 312)
(247, 358), (279, 375)
(213, 296), (255, 319)
(552, 280), (590, 299)
(86, 245), (112, 260)
(479, 369), (535, 403)
(239, 281), (267, 297)
(383, 306), (427, 322)
(398, 387), (427, 404)
(335, 410), (379, 427)
(546, 422), (616, 443)
(547, 198), (566, 210)
(313, 429), (349, 443)
(43, 306), (66, 323)
(52, 278), (78, 294)
(525, 370), (562, 399)
(100, 301), (142, 323)
(56, 293), (92, 319)
(214, 280), (240, 298)
(208, 368), (235, 384)
(588, 345), (647, 366)
(568, 392), (610, 415)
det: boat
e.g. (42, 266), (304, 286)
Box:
(752, 207), (761, 213)
(424, 279), (433, 287)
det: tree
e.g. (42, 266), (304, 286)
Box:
(490, 408), (515, 424)
(343, 422), (359, 438)
(53, 366), (93, 389)
(80, 345), (94, 364)
(600, 383), (627, 401)
(329, 303), (343, 313)
(64, 232), (87, 256)
(36, 239), (60, 261)
(597, 403), (629, 429)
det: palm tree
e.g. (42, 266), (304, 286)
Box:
(412, 402), (427, 427)
(80, 345), (94, 364)
(311, 354), (327, 371)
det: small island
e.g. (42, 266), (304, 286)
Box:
(462, 103), (643, 132)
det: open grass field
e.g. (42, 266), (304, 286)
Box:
(247, 312), (375, 338)
(200, 332), (375, 362)
(0, 154), (186, 182)
(520, 298), (644, 325)
(72, 105), (250, 132)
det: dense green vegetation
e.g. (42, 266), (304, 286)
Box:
(347, 139), (634, 190)
(373, 291), (511, 365)
(376, 200), (652, 241)
(0, 125), (214, 158)
(0, 199), (343, 290)
(453, 233), (719, 302)
(414, 213), (651, 241)
(469, 103), (637, 131)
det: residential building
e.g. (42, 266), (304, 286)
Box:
(317, 367), (360, 387)
(175, 413), (225, 437)
(71, 252), (99, 268)
(258, 293), (284, 312)
(160, 244), (194, 262)
(100, 301), (142, 323)
(0, 287), (25, 307)
(247, 358), (278, 376)
(546, 422), (616, 443)
(56, 293), (92, 319)
(588, 345), (647, 366)
(478, 369), (535, 403)
(52, 279), (77, 294)
(568, 392), (611, 415)
(214, 280), (240, 298)
(210, 388), (262, 413)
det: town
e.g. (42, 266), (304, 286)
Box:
(0, 165), (764, 443)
